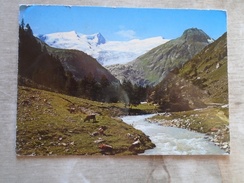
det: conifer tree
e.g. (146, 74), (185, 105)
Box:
(25, 23), (33, 35)
(20, 19), (25, 30)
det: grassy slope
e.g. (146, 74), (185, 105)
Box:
(16, 86), (155, 156)
(150, 107), (228, 132)
(132, 29), (210, 85)
(179, 33), (228, 103)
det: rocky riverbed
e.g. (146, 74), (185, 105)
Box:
(146, 110), (230, 154)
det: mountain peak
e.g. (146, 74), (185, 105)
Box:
(180, 28), (212, 43)
(108, 28), (215, 86)
(96, 32), (106, 45)
(86, 32), (106, 45)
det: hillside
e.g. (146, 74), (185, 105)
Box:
(18, 25), (120, 102)
(107, 28), (213, 86)
(148, 32), (228, 112)
(16, 86), (155, 156)
(179, 32), (228, 103)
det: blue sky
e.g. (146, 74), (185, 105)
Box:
(19, 5), (227, 41)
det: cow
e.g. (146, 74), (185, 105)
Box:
(84, 114), (96, 122)
(99, 144), (113, 155)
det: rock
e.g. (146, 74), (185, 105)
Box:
(210, 127), (218, 132)
(61, 143), (67, 146)
(221, 104), (228, 108)
(222, 142), (228, 146)
(222, 144), (228, 149)
(94, 138), (104, 144)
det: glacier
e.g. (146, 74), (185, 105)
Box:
(38, 31), (169, 66)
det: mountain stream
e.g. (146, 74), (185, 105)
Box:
(121, 114), (226, 155)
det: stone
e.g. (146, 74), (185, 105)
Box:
(222, 145), (228, 149)
(211, 127), (218, 132)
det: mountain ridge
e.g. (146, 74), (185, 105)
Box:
(107, 28), (214, 86)
(38, 31), (169, 65)
(148, 32), (227, 112)
(19, 25), (121, 102)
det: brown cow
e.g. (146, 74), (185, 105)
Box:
(84, 114), (96, 122)
(99, 144), (113, 155)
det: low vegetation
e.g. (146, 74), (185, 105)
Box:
(149, 107), (228, 133)
(16, 86), (155, 156)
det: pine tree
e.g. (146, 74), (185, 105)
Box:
(20, 19), (25, 30)
(100, 75), (110, 88)
(65, 72), (78, 96)
(25, 23), (33, 35)
(80, 73), (99, 100)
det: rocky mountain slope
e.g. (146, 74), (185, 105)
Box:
(179, 32), (228, 103)
(148, 32), (227, 112)
(38, 31), (169, 65)
(107, 28), (214, 86)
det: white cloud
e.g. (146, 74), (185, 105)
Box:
(116, 29), (137, 40)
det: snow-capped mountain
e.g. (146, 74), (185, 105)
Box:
(38, 31), (105, 58)
(98, 37), (169, 65)
(38, 31), (169, 65)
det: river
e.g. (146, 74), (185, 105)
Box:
(121, 114), (226, 155)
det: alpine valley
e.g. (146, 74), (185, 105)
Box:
(17, 23), (229, 156)
(18, 26), (228, 116)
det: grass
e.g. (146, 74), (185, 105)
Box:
(149, 106), (229, 134)
(131, 103), (158, 113)
(16, 86), (155, 156)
